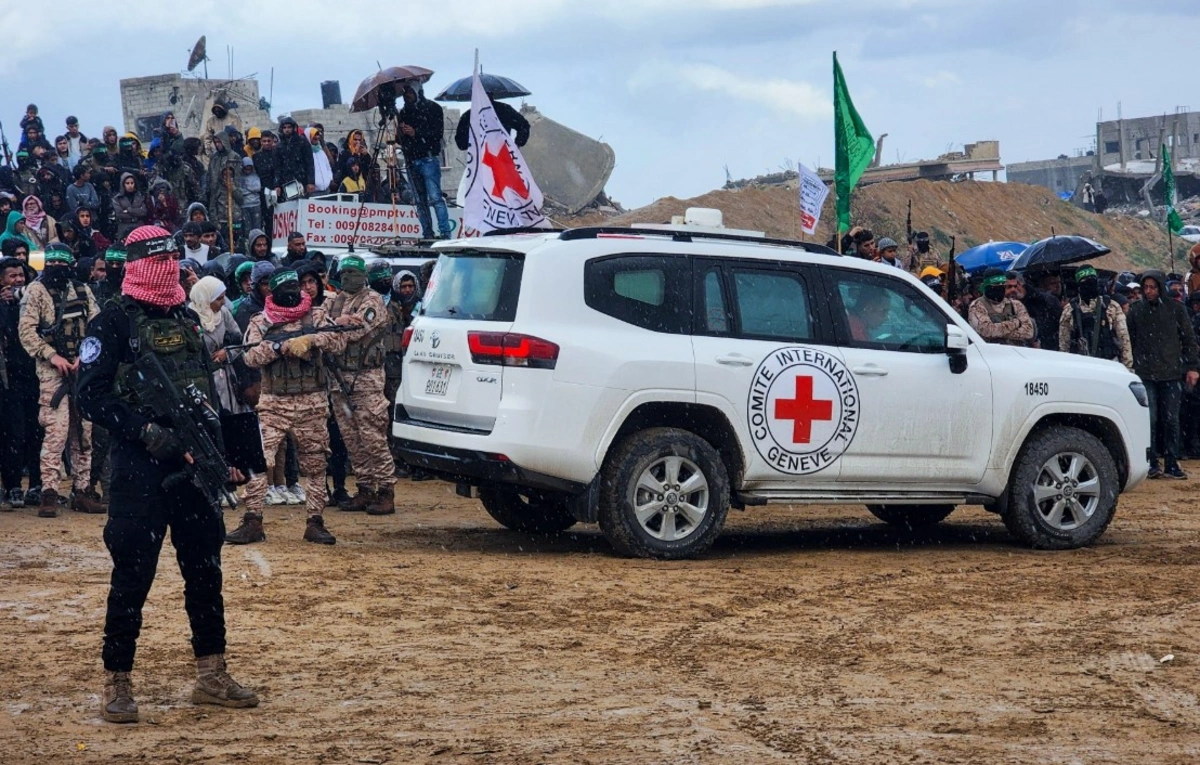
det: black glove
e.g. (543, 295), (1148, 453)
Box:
(140, 422), (186, 462)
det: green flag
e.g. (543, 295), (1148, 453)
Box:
(833, 52), (874, 235)
(1163, 143), (1184, 234)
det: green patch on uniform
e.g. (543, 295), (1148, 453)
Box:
(364, 308), (376, 323)
(151, 330), (185, 349)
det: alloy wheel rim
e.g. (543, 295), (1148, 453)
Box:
(1032, 452), (1100, 531)
(629, 455), (709, 542)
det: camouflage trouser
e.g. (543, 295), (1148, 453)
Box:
(332, 367), (395, 490)
(244, 390), (329, 515)
(37, 365), (91, 492)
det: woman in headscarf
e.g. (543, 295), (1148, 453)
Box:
(188, 275), (244, 413)
(20, 195), (57, 249)
(112, 172), (149, 241)
(0, 211), (35, 251)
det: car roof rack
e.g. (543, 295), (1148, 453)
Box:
(482, 226), (565, 236)
(558, 226), (839, 255)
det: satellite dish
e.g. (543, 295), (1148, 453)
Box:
(187, 36), (208, 73)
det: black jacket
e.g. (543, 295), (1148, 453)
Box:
(275, 128), (315, 190)
(1127, 275), (1200, 382)
(397, 97), (445, 162)
(1021, 287), (1062, 352)
(0, 295), (36, 386)
(252, 147), (279, 190)
(77, 299), (207, 513)
(454, 101), (530, 150)
(234, 292), (264, 333)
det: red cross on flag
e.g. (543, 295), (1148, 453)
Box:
(460, 65), (550, 235)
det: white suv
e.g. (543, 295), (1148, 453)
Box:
(393, 223), (1150, 559)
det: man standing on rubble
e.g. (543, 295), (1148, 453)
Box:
(397, 82), (453, 240)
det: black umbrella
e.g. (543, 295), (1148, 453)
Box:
(350, 66), (434, 113)
(434, 73), (531, 102)
(1010, 235), (1111, 273)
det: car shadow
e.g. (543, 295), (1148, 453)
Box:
(374, 517), (1022, 559)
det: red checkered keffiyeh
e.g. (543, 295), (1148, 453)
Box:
(122, 225), (186, 307)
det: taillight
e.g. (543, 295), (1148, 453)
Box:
(401, 326), (414, 351)
(467, 332), (559, 369)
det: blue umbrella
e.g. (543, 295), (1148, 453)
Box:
(954, 241), (1028, 275)
(434, 74), (532, 102)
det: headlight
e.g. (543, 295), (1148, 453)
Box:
(1129, 381), (1149, 407)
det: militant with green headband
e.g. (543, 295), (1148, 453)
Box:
(339, 255), (366, 273)
(44, 246), (75, 266)
(269, 269), (299, 291)
(1075, 265), (1098, 282)
(104, 246), (128, 263)
(982, 273), (1007, 289)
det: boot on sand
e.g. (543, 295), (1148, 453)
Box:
(304, 515), (336, 545)
(102, 671), (138, 723)
(225, 512), (265, 545)
(191, 654), (259, 708)
(365, 486), (395, 516)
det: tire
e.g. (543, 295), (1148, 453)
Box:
(478, 486), (577, 534)
(598, 427), (730, 560)
(866, 504), (955, 531)
(1001, 426), (1119, 550)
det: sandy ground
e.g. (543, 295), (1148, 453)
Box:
(2, 469), (1199, 765)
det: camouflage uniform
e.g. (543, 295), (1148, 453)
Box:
(241, 305), (347, 516)
(968, 296), (1035, 346)
(326, 287), (395, 503)
(1059, 297), (1133, 371)
(17, 279), (99, 496)
(382, 299), (409, 406)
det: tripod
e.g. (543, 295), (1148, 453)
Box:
(346, 86), (412, 253)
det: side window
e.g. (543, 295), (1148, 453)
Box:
(731, 268), (814, 341)
(584, 255), (692, 334)
(701, 268), (730, 333)
(830, 269), (949, 352)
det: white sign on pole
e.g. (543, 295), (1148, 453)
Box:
(798, 164), (830, 236)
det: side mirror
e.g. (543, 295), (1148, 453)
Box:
(946, 324), (968, 374)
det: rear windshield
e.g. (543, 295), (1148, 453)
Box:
(422, 251), (524, 321)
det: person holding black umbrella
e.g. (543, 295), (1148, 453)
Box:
(1127, 270), (1199, 480)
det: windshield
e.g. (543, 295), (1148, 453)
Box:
(422, 251), (525, 321)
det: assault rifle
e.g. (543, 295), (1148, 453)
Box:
(944, 235), (959, 315)
(0, 120), (11, 167)
(225, 323), (359, 352)
(134, 352), (238, 512)
(906, 200), (913, 245)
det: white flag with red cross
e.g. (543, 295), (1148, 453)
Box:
(460, 67), (550, 235)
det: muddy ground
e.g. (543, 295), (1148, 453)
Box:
(2, 469), (1198, 764)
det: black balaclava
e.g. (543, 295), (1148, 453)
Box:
(982, 272), (1006, 303)
(367, 264), (392, 296)
(1075, 265), (1100, 301)
(42, 263), (71, 290)
(272, 279), (302, 308)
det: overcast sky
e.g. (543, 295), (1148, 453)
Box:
(1, 0), (1194, 208)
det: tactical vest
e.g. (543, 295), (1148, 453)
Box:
(1069, 297), (1119, 360)
(113, 300), (213, 410)
(382, 301), (408, 380)
(327, 292), (384, 372)
(985, 300), (1029, 347)
(259, 314), (329, 395)
(43, 281), (90, 359)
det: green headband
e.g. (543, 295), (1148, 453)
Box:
(269, 270), (299, 290)
(339, 255), (366, 273)
(45, 247), (75, 266)
(104, 247), (127, 263)
(1075, 265), (1098, 282)
(982, 273), (1007, 289)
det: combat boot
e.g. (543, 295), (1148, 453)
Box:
(225, 513), (266, 545)
(303, 515), (336, 545)
(191, 654), (259, 708)
(365, 486), (395, 516)
(101, 670), (138, 723)
(337, 487), (369, 512)
(71, 488), (107, 514)
(328, 486), (352, 507)
(38, 487), (60, 518)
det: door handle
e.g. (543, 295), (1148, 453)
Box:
(716, 354), (754, 367)
(851, 364), (889, 377)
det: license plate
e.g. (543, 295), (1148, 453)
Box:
(424, 364), (452, 396)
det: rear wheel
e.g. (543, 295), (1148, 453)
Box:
(598, 428), (730, 560)
(866, 504), (955, 531)
(1001, 427), (1118, 549)
(479, 486), (577, 534)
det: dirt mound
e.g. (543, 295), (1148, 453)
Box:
(564, 180), (1182, 274)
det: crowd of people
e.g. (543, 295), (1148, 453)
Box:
(0, 103), (437, 545)
(836, 225), (1200, 481)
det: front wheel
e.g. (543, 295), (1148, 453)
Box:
(1001, 426), (1119, 549)
(866, 504), (955, 531)
(598, 427), (730, 560)
(479, 486), (577, 534)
